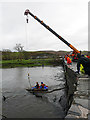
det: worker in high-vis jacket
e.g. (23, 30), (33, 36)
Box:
(80, 64), (85, 74)
(76, 53), (90, 76)
(66, 55), (72, 65)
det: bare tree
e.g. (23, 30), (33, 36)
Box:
(14, 44), (24, 52)
(14, 44), (24, 61)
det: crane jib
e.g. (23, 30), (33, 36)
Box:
(29, 11), (70, 47)
(25, 10), (80, 53)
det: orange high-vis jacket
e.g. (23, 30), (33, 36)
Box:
(67, 57), (72, 64)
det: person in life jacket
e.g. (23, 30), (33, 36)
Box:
(66, 55), (72, 65)
(76, 53), (90, 76)
(64, 55), (68, 64)
(80, 64), (85, 74)
(35, 82), (39, 89)
(86, 54), (90, 59)
(40, 82), (45, 88)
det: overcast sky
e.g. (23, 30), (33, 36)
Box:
(0, 0), (89, 51)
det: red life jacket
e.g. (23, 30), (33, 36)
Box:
(87, 55), (90, 58)
(41, 84), (45, 88)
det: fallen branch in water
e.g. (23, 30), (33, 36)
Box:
(0, 114), (7, 118)
(26, 87), (66, 93)
(47, 87), (66, 93)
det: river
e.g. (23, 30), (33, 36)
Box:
(1, 66), (68, 118)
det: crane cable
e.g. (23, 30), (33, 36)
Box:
(28, 72), (32, 89)
(25, 14), (32, 89)
(25, 18), (29, 51)
(24, 12), (53, 89)
(24, 11), (54, 89)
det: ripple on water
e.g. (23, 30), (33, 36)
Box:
(2, 66), (66, 118)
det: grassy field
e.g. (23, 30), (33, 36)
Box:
(0, 58), (62, 68)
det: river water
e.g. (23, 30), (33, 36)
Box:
(1, 66), (68, 118)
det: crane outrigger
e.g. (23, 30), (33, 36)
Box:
(24, 9), (80, 54)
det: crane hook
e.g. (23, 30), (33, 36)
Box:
(26, 16), (29, 23)
(24, 9), (30, 23)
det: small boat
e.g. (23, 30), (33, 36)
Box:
(32, 86), (48, 90)
(26, 86), (48, 93)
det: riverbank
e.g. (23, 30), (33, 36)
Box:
(0, 58), (63, 68)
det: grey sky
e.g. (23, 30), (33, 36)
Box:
(0, 0), (89, 51)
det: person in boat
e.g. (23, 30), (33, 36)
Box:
(35, 82), (39, 89)
(40, 82), (45, 88)
(76, 53), (90, 76)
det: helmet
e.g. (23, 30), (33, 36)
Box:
(81, 54), (84, 57)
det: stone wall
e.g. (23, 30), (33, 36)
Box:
(63, 60), (90, 119)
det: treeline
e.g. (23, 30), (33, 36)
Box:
(0, 51), (64, 68)
(1, 51), (59, 60)
(1, 50), (89, 61)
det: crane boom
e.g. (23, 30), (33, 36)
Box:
(24, 9), (80, 53)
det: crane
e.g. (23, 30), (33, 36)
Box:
(24, 9), (80, 54)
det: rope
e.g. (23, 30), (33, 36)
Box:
(25, 15), (32, 88)
(25, 22), (29, 51)
(28, 72), (32, 89)
(25, 14), (30, 51)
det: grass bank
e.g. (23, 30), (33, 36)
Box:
(0, 58), (63, 68)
